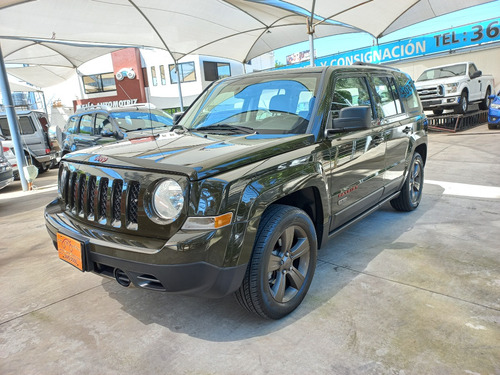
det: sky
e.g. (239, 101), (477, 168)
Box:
(272, 1), (500, 65)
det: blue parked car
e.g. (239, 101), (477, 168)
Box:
(488, 90), (500, 130)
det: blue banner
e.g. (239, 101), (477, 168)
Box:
(286, 18), (500, 68)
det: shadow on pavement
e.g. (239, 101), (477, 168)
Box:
(100, 189), (439, 342)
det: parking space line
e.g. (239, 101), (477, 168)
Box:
(425, 180), (500, 199)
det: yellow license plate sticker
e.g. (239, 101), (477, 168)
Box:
(57, 233), (83, 271)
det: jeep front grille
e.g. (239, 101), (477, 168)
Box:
(61, 170), (139, 230)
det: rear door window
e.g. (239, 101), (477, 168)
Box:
(370, 76), (403, 118)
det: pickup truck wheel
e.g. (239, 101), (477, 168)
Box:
(479, 88), (491, 110)
(235, 205), (317, 319)
(390, 152), (424, 212)
(455, 91), (468, 114)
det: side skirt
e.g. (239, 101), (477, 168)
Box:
(327, 191), (400, 240)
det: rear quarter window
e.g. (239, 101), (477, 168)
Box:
(395, 73), (422, 115)
(0, 116), (35, 136)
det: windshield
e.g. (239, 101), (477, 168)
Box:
(110, 109), (173, 132)
(417, 64), (467, 82)
(179, 73), (320, 135)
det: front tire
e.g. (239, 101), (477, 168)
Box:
(235, 205), (317, 319)
(454, 91), (468, 114)
(390, 152), (424, 212)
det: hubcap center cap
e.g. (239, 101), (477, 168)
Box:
(281, 256), (292, 271)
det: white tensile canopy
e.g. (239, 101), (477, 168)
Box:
(1, 0), (495, 87)
(0, 0), (496, 191)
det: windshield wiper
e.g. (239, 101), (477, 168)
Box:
(194, 124), (256, 134)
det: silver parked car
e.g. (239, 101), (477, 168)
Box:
(0, 136), (14, 191)
(0, 110), (58, 177)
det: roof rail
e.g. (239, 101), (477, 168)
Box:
(352, 61), (400, 70)
(121, 102), (157, 110)
(75, 104), (112, 113)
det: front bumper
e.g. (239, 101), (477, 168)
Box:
(421, 96), (460, 109)
(488, 110), (500, 125)
(45, 200), (246, 298)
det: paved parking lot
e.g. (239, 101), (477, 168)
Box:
(1, 124), (499, 374)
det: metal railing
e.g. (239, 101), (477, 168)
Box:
(427, 110), (488, 133)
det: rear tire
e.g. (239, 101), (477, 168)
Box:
(235, 205), (317, 319)
(390, 152), (424, 212)
(479, 88), (491, 110)
(488, 124), (498, 130)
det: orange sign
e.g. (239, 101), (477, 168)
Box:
(57, 233), (83, 271)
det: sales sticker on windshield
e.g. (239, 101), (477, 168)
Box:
(57, 233), (84, 271)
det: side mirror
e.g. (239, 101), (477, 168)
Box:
(488, 95), (496, 99)
(101, 129), (115, 137)
(326, 106), (372, 137)
(470, 70), (482, 79)
(173, 112), (184, 125)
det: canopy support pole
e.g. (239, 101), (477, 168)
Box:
(0, 43), (29, 192)
(307, 0), (316, 67)
(174, 61), (184, 112)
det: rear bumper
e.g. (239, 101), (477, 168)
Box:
(44, 200), (247, 298)
(34, 152), (57, 164)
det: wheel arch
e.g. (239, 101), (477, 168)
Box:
(414, 143), (427, 166)
(233, 166), (329, 267)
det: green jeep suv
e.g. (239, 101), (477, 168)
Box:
(45, 65), (427, 319)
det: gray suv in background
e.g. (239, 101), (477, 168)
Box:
(61, 104), (173, 155)
(0, 110), (58, 177)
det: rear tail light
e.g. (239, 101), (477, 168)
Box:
(45, 148), (51, 154)
(2, 147), (8, 153)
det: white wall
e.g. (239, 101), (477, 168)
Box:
(140, 49), (248, 109)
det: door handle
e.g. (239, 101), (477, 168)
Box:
(402, 126), (412, 134)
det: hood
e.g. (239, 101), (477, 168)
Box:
(415, 76), (464, 88)
(64, 131), (314, 180)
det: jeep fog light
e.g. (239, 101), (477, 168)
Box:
(152, 179), (184, 221)
(182, 212), (233, 230)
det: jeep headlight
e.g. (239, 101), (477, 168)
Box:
(444, 83), (459, 93)
(152, 179), (184, 221)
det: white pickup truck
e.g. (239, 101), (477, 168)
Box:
(415, 62), (494, 115)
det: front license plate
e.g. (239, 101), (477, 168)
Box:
(57, 233), (84, 271)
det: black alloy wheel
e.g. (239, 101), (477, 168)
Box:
(390, 152), (424, 212)
(235, 205), (317, 319)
